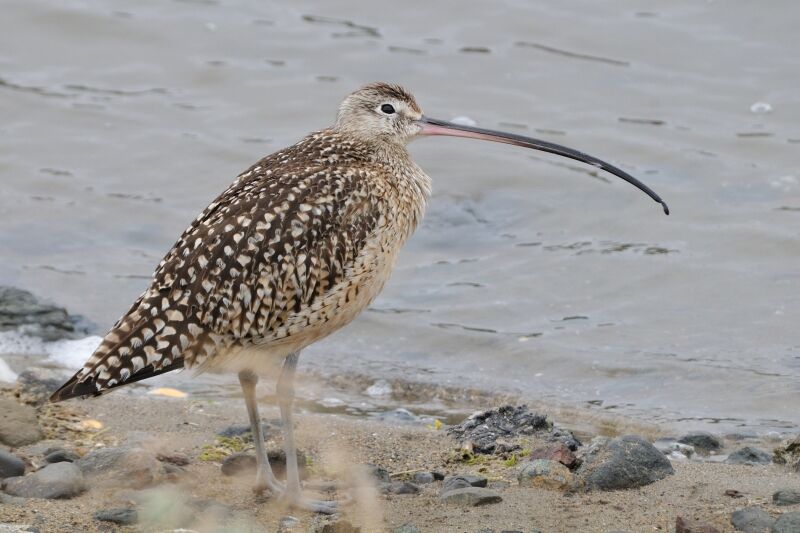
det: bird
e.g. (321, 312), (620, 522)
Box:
(50, 82), (668, 513)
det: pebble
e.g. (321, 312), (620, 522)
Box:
(529, 442), (578, 468)
(44, 449), (79, 464)
(730, 506), (776, 532)
(93, 507), (138, 526)
(77, 445), (161, 488)
(439, 486), (503, 506)
(387, 481), (419, 494)
(392, 524), (420, 533)
(577, 435), (674, 491)
(517, 459), (573, 490)
(278, 516), (300, 531)
(412, 471), (434, 484)
(157, 451), (191, 466)
(0, 449), (25, 478)
(0, 399), (44, 448)
(220, 452), (256, 476)
(442, 474), (487, 492)
(678, 432), (722, 453)
(773, 489), (800, 506)
(725, 447), (772, 465)
(2, 462), (86, 499)
(675, 516), (720, 533)
(772, 512), (800, 533)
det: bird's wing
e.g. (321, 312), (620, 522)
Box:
(51, 136), (385, 401)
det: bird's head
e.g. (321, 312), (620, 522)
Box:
(335, 82), (669, 214)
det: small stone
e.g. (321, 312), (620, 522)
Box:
(675, 516), (720, 533)
(731, 507), (775, 533)
(678, 432), (722, 453)
(278, 515), (300, 531)
(2, 462), (86, 499)
(362, 463), (390, 484)
(517, 459), (573, 490)
(157, 452), (191, 466)
(317, 520), (361, 533)
(0, 399), (44, 447)
(773, 489), (800, 506)
(772, 512), (800, 533)
(442, 474), (487, 492)
(217, 421), (273, 440)
(77, 445), (161, 488)
(725, 447), (772, 465)
(388, 481), (419, 494)
(220, 452), (256, 476)
(412, 471), (434, 484)
(93, 508), (138, 525)
(529, 443), (578, 468)
(44, 449), (79, 464)
(440, 486), (502, 506)
(577, 435), (674, 491)
(392, 524), (420, 533)
(431, 471), (445, 480)
(0, 449), (25, 478)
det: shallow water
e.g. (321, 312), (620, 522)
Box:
(1, 0), (798, 435)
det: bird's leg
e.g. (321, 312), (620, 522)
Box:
(238, 370), (284, 494)
(276, 352), (338, 514)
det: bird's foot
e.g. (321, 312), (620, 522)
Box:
(282, 492), (339, 515)
(253, 469), (285, 494)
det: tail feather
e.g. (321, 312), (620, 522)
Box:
(49, 359), (185, 402)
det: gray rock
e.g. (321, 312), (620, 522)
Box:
(772, 512), (800, 533)
(0, 286), (88, 341)
(2, 462), (86, 499)
(678, 432), (722, 453)
(726, 447), (772, 465)
(44, 449), (79, 464)
(0, 493), (27, 505)
(576, 435), (674, 491)
(773, 436), (800, 472)
(0, 449), (25, 478)
(443, 474), (487, 492)
(77, 445), (161, 488)
(412, 471), (434, 484)
(94, 507), (138, 525)
(731, 507), (775, 533)
(387, 481), (419, 494)
(392, 525), (419, 533)
(220, 452), (256, 476)
(0, 525), (40, 533)
(773, 489), (800, 506)
(447, 405), (550, 454)
(16, 367), (73, 406)
(0, 399), (44, 447)
(362, 463), (391, 483)
(278, 515), (300, 531)
(156, 451), (191, 466)
(439, 486), (502, 506)
(517, 459), (573, 490)
(654, 438), (695, 457)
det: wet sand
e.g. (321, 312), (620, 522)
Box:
(1, 387), (798, 533)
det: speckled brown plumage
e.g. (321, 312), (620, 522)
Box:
(51, 83), (431, 401)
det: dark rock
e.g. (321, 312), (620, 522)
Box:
(0, 449), (25, 478)
(731, 507), (775, 533)
(447, 405), (550, 454)
(772, 512), (800, 533)
(773, 489), (800, 506)
(0, 399), (44, 447)
(388, 481), (419, 494)
(412, 471), (434, 484)
(517, 459), (573, 490)
(0, 286), (89, 341)
(44, 449), (79, 464)
(76, 445), (161, 488)
(156, 452), (191, 466)
(443, 474), (487, 492)
(726, 447), (772, 465)
(439, 486), (502, 506)
(317, 520), (361, 533)
(675, 516), (720, 533)
(93, 508), (138, 526)
(2, 462), (86, 499)
(529, 443), (579, 468)
(16, 368), (72, 406)
(773, 436), (800, 472)
(550, 427), (582, 451)
(392, 525), (420, 533)
(576, 435), (674, 491)
(217, 421), (275, 440)
(678, 432), (723, 453)
(362, 463), (391, 484)
(432, 471), (445, 480)
(220, 452), (256, 476)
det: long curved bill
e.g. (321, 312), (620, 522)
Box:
(417, 116), (669, 215)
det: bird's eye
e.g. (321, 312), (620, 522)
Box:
(380, 103), (396, 115)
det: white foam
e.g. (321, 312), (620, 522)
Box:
(46, 336), (103, 369)
(0, 330), (46, 355)
(0, 357), (18, 383)
(451, 115), (477, 127)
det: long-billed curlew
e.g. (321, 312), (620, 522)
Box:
(50, 83), (668, 513)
